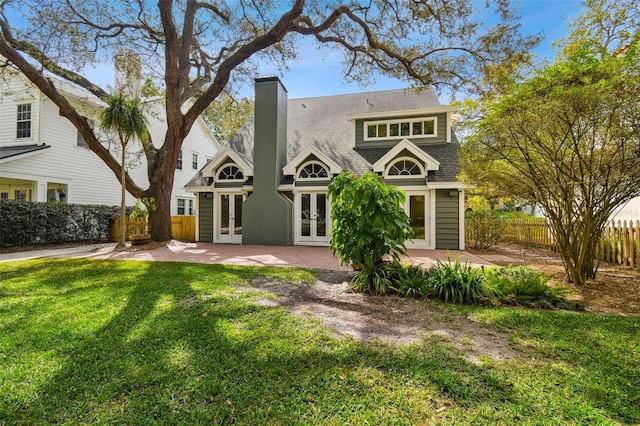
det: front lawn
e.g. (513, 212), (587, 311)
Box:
(0, 259), (638, 424)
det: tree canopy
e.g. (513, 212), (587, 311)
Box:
(1, 0), (539, 240)
(461, 0), (640, 285)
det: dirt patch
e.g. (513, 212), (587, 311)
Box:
(248, 271), (524, 365)
(468, 244), (640, 316)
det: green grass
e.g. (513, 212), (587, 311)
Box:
(0, 259), (638, 425)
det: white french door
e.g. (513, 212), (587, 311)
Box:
(296, 191), (330, 245)
(216, 192), (243, 243)
(404, 191), (432, 248)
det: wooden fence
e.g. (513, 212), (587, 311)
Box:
(500, 217), (553, 249)
(598, 220), (640, 268)
(495, 217), (639, 269)
(111, 216), (196, 242)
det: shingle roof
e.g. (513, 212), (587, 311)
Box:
(225, 87), (459, 181)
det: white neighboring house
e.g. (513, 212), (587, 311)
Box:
(0, 65), (220, 216)
(611, 197), (640, 222)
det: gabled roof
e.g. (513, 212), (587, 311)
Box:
(226, 87), (459, 181)
(371, 139), (440, 173)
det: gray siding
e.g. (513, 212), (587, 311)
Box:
(198, 193), (214, 242)
(435, 189), (459, 249)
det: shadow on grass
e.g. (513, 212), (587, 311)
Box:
(1, 259), (636, 424)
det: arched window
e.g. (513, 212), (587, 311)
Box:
(386, 158), (423, 176)
(217, 164), (244, 180)
(298, 162), (328, 179)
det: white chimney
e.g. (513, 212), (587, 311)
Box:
(114, 50), (141, 100)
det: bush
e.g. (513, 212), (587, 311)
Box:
(427, 258), (493, 304)
(329, 172), (413, 294)
(387, 263), (431, 298)
(486, 266), (574, 303)
(465, 210), (506, 249)
(0, 200), (122, 247)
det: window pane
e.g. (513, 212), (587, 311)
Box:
(377, 124), (387, 138)
(177, 198), (185, 215)
(409, 195), (425, 239)
(424, 120), (435, 135)
(389, 123), (399, 137)
(234, 194), (243, 235)
(192, 153), (198, 169)
(367, 125), (376, 138)
(412, 121), (423, 135)
(400, 122), (410, 136)
(220, 195), (230, 235)
(316, 194), (326, 237)
(301, 193), (311, 237)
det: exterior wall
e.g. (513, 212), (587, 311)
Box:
(0, 74), (218, 211)
(435, 189), (460, 249)
(197, 193), (214, 242)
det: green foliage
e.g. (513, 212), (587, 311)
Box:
(464, 210), (505, 249)
(428, 258), (492, 304)
(328, 172), (412, 294)
(351, 266), (393, 296)
(486, 266), (572, 301)
(0, 200), (122, 247)
(388, 263), (431, 298)
(201, 93), (254, 143)
(129, 197), (156, 219)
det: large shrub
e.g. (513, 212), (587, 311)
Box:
(0, 200), (122, 247)
(465, 210), (506, 249)
(328, 172), (413, 294)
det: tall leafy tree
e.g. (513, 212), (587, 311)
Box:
(100, 95), (149, 250)
(461, 0), (640, 285)
(0, 0), (539, 241)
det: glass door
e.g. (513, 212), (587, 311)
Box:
(217, 193), (243, 243)
(298, 192), (329, 244)
(404, 192), (430, 248)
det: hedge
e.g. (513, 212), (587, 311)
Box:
(0, 200), (128, 247)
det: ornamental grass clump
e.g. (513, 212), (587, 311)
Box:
(428, 258), (492, 304)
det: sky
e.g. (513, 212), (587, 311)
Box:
(79, 0), (582, 100)
(256, 0), (582, 99)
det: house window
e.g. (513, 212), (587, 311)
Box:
(188, 199), (194, 215)
(387, 158), (424, 176)
(298, 162), (328, 179)
(17, 103), (32, 139)
(217, 164), (244, 181)
(177, 150), (183, 170)
(1, 192), (8, 200)
(365, 117), (436, 140)
(76, 118), (95, 148)
(177, 198), (185, 215)
(192, 153), (198, 169)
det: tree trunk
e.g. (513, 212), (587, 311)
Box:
(146, 167), (174, 242)
(117, 148), (127, 250)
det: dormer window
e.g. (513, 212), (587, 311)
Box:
(217, 164), (244, 181)
(298, 162), (328, 179)
(386, 157), (424, 177)
(365, 117), (436, 140)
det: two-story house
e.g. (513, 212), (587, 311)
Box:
(186, 76), (464, 249)
(0, 64), (220, 215)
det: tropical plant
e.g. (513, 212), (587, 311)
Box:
(328, 172), (412, 294)
(100, 95), (149, 249)
(428, 258), (491, 304)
